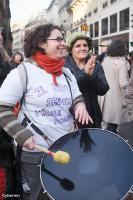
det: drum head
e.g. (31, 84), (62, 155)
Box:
(40, 128), (133, 200)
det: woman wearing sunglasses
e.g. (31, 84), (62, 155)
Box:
(0, 24), (92, 200)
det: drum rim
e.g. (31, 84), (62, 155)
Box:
(47, 128), (133, 152)
(100, 128), (133, 151)
(40, 128), (133, 200)
(40, 156), (55, 200)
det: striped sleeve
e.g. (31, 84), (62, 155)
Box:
(0, 104), (34, 146)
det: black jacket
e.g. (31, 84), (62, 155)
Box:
(10, 61), (20, 70)
(0, 52), (11, 86)
(65, 55), (109, 128)
(0, 52), (14, 167)
(96, 52), (107, 64)
(0, 127), (15, 167)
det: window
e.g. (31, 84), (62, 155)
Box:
(94, 8), (98, 14)
(94, 21), (99, 37)
(111, 0), (117, 3)
(103, 1), (108, 9)
(110, 13), (117, 33)
(90, 24), (93, 38)
(120, 8), (129, 31)
(84, 14), (87, 19)
(102, 17), (108, 35)
(88, 12), (92, 17)
(80, 18), (84, 22)
(71, 27), (78, 33)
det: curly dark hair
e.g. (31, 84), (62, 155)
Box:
(107, 40), (127, 57)
(24, 24), (62, 58)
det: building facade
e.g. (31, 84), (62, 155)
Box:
(67, 0), (133, 53)
(11, 0), (132, 54)
(11, 23), (24, 53)
(11, 10), (48, 54)
(58, 0), (72, 36)
(24, 10), (47, 32)
(47, 0), (59, 25)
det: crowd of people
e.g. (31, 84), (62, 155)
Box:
(0, 23), (133, 200)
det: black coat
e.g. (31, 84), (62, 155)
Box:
(65, 55), (109, 128)
(0, 127), (15, 167)
(10, 61), (19, 70)
(0, 52), (11, 86)
(0, 52), (14, 167)
(96, 52), (107, 64)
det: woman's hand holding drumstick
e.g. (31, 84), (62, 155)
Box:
(23, 137), (70, 164)
(34, 144), (70, 164)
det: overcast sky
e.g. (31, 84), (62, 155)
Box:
(10, 0), (52, 23)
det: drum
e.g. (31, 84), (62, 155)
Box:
(40, 128), (133, 200)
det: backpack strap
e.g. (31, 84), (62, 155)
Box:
(17, 62), (28, 105)
(62, 67), (72, 82)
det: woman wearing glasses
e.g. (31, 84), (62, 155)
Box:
(0, 24), (92, 200)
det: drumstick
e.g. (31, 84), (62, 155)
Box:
(34, 144), (70, 164)
(42, 165), (75, 191)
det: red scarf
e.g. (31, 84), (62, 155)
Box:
(32, 51), (65, 85)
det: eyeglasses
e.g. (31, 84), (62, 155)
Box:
(99, 45), (108, 47)
(47, 36), (65, 43)
(47, 37), (65, 42)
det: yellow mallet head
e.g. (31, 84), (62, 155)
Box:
(53, 151), (70, 164)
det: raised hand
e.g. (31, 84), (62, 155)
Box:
(84, 55), (96, 76)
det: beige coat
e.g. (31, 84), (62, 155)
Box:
(125, 71), (133, 121)
(99, 56), (130, 124)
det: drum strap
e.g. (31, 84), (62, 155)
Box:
(21, 114), (53, 146)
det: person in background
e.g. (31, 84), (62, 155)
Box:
(10, 51), (30, 195)
(125, 71), (133, 120)
(126, 51), (133, 77)
(0, 24), (92, 200)
(0, 30), (17, 199)
(97, 39), (112, 63)
(99, 40), (130, 133)
(118, 71), (133, 149)
(10, 51), (24, 69)
(65, 32), (109, 128)
(10, 52), (30, 195)
(0, 30), (11, 85)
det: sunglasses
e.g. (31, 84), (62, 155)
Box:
(47, 36), (65, 43)
(99, 45), (108, 47)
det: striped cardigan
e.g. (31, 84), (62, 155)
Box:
(0, 104), (33, 146)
